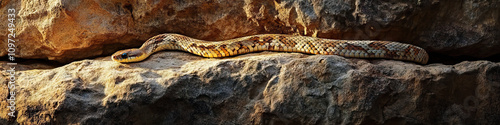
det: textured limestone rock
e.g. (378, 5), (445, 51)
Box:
(1, 52), (499, 124)
(0, 0), (499, 62)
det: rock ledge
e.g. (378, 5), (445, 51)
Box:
(1, 52), (499, 124)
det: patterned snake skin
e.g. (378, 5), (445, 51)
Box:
(112, 33), (429, 64)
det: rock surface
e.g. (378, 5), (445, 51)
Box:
(1, 0), (499, 124)
(1, 52), (499, 124)
(0, 0), (499, 62)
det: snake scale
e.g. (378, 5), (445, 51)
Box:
(112, 33), (429, 64)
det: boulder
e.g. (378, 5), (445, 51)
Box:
(1, 52), (499, 124)
(0, 0), (499, 62)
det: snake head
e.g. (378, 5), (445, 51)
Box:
(111, 48), (148, 63)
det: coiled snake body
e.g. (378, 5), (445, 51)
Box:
(112, 34), (429, 64)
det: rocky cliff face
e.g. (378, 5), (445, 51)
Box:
(0, 0), (499, 62)
(1, 52), (500, 124)
(1, 0), (499, 124)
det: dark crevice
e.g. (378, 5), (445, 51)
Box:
(428, 52), (500, 65)
(1, 56), (65, 70)
(124, 4), (133, 18)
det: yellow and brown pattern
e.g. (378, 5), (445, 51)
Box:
(112, 33), (429, 64)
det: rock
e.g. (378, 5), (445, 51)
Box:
(1, 52), (499, 124)
(0, 0), (499, 62)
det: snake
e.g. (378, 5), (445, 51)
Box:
(111, 33), (429, 64)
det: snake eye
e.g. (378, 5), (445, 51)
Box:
(121, 53), (128, 58)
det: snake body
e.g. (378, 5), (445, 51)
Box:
(112, 34), (428, 64)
